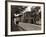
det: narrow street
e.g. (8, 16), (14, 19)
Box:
(19, 22), (41, 31)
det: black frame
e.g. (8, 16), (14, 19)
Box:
(5, 1), (45, 36)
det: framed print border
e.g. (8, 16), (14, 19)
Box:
(5, 1), (45, 36)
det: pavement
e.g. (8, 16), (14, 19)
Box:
(19, 22), (41, 31)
